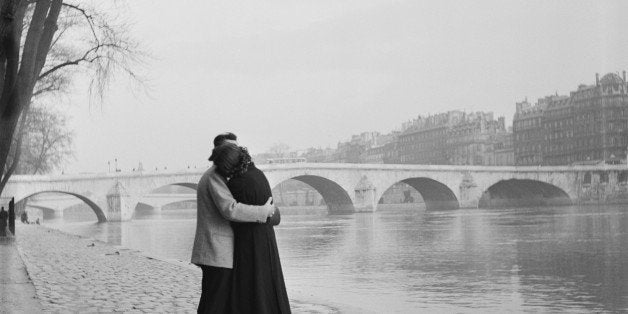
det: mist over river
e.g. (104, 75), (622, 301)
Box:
(46, 205), (628, 313)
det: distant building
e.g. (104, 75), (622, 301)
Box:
(361, 145), (386, 164)
(349, 131), (380, 147)
(397, 111), (464, 164)
(565, 72), (628, 165)
(330, 131), (402, 164)
(513, 98), (548, 165)
(382, 141), (400, 164)
(492, 130), (514, 166)
(542, 94), (572, 165)
(331, 142), (365, 163)
(300, 147), (335, 163)
(373, 131), (398, 147)
(447, 113), (509, 165)
(513, 72), (628, 166)
(396, 111), (509, 165)
(359, 131), (399, 164)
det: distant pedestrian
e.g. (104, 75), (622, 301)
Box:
(9, 198), (15, 235)
(21, 211), (29, 224)
(0, 207), (7, 236)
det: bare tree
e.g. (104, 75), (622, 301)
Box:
(16, 103), (72, 174)
(0, 0), (142, 195)
(268, 142), (291, 158)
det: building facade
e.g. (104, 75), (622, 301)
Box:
(382, 141), (400, 164)
(396, 111), (511, 165)
(447, 113), (509, 165)
(542, 95), (572, 165)
(397, 111), (464, 164)
(513, 98), (548, 165)
(492, 130), (514, 166)
(361, 145), (386, 164)
(514, 72), (628, 166)
(566, 73), (628, 165)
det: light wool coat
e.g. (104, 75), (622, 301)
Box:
(191, 166), (269, 268)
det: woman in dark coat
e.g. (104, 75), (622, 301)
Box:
(211, 143), (291, 314)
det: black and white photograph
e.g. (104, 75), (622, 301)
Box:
(1, 1), (627, 313)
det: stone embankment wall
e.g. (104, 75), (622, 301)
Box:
(577, 178), (628, 204)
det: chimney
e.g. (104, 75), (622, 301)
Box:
(596, 73), (600, 86)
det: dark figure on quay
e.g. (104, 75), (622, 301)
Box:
(0, 207), (8, 237)
(9, 198), (15, 235)
(21, 211), (29, 224)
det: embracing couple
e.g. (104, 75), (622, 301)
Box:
(191, 133), (291, 314)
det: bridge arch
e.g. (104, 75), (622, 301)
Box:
(15, 191), (106, 223)
(169, 182), (198, 190)
(136, 183), (197, 212)
(36, 206), (57, 220)
(272, 175), (354, 213)
(18, 203), (59, 221)
(478, 179), (572, 208)
(378, 177), (459, 211)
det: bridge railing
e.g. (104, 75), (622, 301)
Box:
(5, 162), (627, 183)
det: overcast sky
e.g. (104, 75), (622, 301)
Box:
(62, 0), (628, 173)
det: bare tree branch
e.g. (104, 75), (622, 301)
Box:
(60, 2), (98, 44)
(38, 42), (117, 80)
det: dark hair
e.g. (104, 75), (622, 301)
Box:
(213, 132), (237, 148)
(210, 143), (252, 178)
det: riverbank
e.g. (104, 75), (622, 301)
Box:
(12, 224), (346, 313)
(0, 236), (44, 313)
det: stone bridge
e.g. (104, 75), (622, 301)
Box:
(19, 193), (196, 220)
(1, 163), (627, 222)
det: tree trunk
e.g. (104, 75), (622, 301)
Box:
(1, 0), (62, 197)
(0, 0), (24, 195)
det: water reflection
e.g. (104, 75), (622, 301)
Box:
(47, 205), (627, 312)
(512, 206), (628, 312)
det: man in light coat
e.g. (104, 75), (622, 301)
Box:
(191, 132), (275, 313)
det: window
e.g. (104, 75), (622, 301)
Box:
(600, 172), (609, 183)
(619, 171), (628, 184)
(584, 172), (592, 184)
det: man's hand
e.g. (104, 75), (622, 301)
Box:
(264, 197), (274, 217)
(267, 206), (281, 226)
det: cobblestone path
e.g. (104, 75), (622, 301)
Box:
(16, 225), (335, 313)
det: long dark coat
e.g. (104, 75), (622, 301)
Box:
(227, 164), (291, 314)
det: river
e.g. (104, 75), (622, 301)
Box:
(46, 204), (628, 313)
